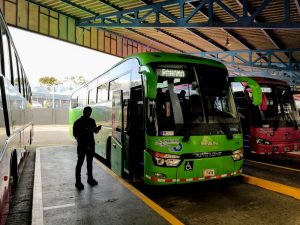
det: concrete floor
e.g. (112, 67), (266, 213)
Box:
(35, 146), (169, 225)
(6, 125), (300, 225)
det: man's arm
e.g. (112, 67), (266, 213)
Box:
(93, 125), (102, 133)
(73, 121), (78, 139)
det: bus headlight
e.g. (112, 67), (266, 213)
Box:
(149, 150), (181, 167)
(165, 159), (181, 167)
(232, 149), (243, 161)
(256, 138), (271, 145)
(154, 157), (165, 166)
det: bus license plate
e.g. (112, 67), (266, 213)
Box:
(203, 169), (215, 177)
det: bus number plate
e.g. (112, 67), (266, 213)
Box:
(203, 169), (215, 177)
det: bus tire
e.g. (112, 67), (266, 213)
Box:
(11, 151), (19, 188)
(106, 137), (111, 167)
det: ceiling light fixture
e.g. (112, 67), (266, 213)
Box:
(225, 32), (231, 47)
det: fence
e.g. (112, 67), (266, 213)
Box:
(33, 108), (69, 125)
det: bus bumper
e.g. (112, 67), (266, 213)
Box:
(144, 152), (243, 185)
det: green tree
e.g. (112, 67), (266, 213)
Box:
(39, 76), (61, 91)
(39, 76), (61, 108)
(63, 75), (87, 90)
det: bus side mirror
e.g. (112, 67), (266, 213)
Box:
(139, 65), (157, 99)
(139, 65), (151, 74)
(230, 77), (262, 106)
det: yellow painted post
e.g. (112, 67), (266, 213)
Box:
(59, 14), (67, 40)
(39, 7), (49, 35)
(98, 29), (104, 51)
(91, 28), (97, 50)
(4, 0), (16, 25)
(17, 0), (28, 29)
(28, 2), (38, 32)
(49, 11), (58, 38)
(67, 17), (75, 43)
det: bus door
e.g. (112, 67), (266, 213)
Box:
(127, 86), (145, 179)
(111, 90), (124, 177)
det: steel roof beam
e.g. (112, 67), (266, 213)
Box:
(127, 28), (182, 52)
(60, 0), (97, 16)
(295, 0), (300, 16)
(98, 0), (123, 11)
(156, 28), (204, 51)
(93, 0), (189, 52)
(59, 0), (172, 53)
(26, 0), (74, 18)
(26, 0), (161, 53)
(187, 1), (268, 62)
(235, 0), (296, 64)
(77, 0), (300, 28)
(187, 28), (227, 51)
(140, 0), (153, 4)
(193, 48), (300, 71)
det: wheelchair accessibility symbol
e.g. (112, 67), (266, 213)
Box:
(184, 161), (193, 171)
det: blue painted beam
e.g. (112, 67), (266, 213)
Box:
(193, 49), (300, 71)
(77, 0), (300, 28)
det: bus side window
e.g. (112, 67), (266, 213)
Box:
(88, 88), (97, 104)
(2, 29), (12, 82)
(71, 95), (78, 108)
(97, 83), (108, 103)
(109, 79), (119, 100)
(131, 59), (142, 88)
(11, 45), (19, 88)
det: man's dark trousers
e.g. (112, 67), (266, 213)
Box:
(75, 143), (95, 182)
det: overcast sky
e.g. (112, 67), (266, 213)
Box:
(9, 27), (122, 88)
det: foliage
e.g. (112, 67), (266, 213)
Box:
(39, 76), (61, 91)
(63, 75), (88, 90)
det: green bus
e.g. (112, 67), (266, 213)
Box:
(69, 52), (260, 185)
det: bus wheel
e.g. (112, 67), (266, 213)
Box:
(11, 151), (19, 188)
(106, 137), (111, 168)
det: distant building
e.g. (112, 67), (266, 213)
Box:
(32, 86), (71, 108)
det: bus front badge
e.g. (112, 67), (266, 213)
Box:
(185, 161), (193, 171)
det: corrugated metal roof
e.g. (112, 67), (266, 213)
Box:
(28, 0), (300, 82)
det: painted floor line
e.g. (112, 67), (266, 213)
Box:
(43, 203), (75, 211)
(241, 174), (300, 200)
(245, 159), (300, 173)
(31, 148), (44, 225)
(95, 160), (184, 225)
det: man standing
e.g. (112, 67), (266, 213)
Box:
(73, 106), (101, 190)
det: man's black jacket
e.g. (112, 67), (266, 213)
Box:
(73, 116), (97, 146)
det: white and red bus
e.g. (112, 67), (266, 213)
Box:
(233, 77), (300, 155)
(0, 11), (33, 225)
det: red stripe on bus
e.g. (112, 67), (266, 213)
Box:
(151, 177), (158, 182)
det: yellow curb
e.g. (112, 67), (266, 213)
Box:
(245, 159), (300, 173)
(95, 160), (184, 225)
(241, 174), (300, 200)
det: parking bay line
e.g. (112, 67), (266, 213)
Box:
(242, 174), (300, 200)
(95, 160), (185, 225)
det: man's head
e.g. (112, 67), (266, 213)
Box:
(83, 106), (92, 117)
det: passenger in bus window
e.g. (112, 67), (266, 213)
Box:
(73, 106), (102, 190)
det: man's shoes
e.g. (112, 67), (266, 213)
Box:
(87, 178), (98, 186)
(75, 182), (84, 190)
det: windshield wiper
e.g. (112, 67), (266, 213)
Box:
(182, 121), (192, 142)
(217, 118), (233, 140)
(210, 110), (233, 140)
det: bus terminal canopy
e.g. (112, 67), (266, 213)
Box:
(5, 0), (300, 83)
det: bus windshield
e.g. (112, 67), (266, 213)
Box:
(147, 63), (240, 138)
(249, 85), (300, 129)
